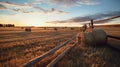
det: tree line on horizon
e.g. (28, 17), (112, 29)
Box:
(0, 24), (15, 27)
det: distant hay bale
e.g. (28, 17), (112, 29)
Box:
(21, 27), (24, 29)
(92, 29), (107, 45)
(44, 27), (46, 30)
(54, 28), (58, 31)
(70, 28), (74, 30)
(25, 27), (31, 32)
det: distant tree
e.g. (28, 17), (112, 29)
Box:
(11, 24), (15, 27)
(21, 27), (24, 29)
(0, 24), (15, 27)
(5, 24), (15, 27)
(5, 24), (8, 27)
(8, 24), (11, 27)
(0, 24), (3, 27)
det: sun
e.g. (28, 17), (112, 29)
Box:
(30, 23), (41, 27)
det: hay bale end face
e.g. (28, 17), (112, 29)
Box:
(92, 29), (107, 45)
(83, 32), (96, 45)
(79, 29), (107, 46)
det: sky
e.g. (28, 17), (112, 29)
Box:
(0, 0), (120, 27)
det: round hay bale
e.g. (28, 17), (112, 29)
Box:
(92, 29), (107, 45)
(82, 32), (96, 45)
(25, 27), (31, 32)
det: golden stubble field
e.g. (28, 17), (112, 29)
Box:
(56, 26), (120, 67)
(0, 26), (120, 67)
(0, 27), (78, 67)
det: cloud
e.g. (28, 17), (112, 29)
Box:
(20, 7), (69, 14)
(31, 0), (99, 7)
(0, 4), (7, 9)
(94, 15), (120, 24)
(0, 1), (29, 8)
(0, 1), (69, 14)
(26, 5), (69, 14)
(49, 8), (69, 14)
(0, 1), (31, 13)
(12, 8), (21, 12)
(47, 11), (120, 24)
(69, 11), (120, 22)
(46, 20), (67, 24)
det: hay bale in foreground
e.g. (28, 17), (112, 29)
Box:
(92, 29), (107, 45)
(79, 29), (107, 46)
(82, 32), (96, 45)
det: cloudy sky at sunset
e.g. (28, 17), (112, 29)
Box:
(0, 0), (120, 27)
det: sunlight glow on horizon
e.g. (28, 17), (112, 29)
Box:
(0, 0), (120, 27)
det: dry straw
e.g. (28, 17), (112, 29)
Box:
(83, 32), (96, 45)
(92, 29), (107, 45)
(79, 29), (107, 46)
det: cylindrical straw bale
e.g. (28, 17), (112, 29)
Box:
(82, 32), (96, 45)
(92, 29), (107, 45)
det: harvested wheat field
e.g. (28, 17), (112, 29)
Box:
(56, 26), (120, 67)
(0, 0), (120, 67)
(0, 27), (78, 67)
(0, 25), (120, 67)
